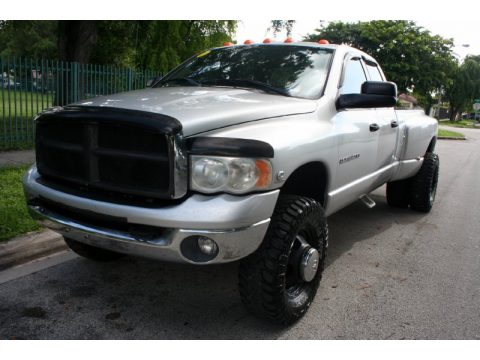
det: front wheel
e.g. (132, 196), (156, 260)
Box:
(238, 195), (328, 325)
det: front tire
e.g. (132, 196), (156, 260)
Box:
(64, 237), (124, 262)
(239, 195), (328, 325)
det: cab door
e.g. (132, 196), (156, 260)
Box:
(332, 55), (379, 204)
(364, 60), (400, 186)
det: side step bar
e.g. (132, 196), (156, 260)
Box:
(359, 194), (376, 209)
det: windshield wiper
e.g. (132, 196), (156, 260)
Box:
(158, 77), (203, 87)
(202, 79), (290, 97)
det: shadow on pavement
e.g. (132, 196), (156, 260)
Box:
(0, 191), (427, 340)
(327, 192), (427, 267)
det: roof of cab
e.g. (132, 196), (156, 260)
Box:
(212, 41), (378, 64)
(214, 41), (340, 49)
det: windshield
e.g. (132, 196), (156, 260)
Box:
(156, 45), (334, 100)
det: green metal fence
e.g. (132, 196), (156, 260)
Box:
(0, 58), (161, 150)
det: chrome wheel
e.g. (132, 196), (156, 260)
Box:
(286, 232), (320, 296)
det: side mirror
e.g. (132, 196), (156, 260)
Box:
(146, 76), (162, 87)
(336, 81), (397, 109)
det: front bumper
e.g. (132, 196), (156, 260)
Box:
(24, 166), (279, 264)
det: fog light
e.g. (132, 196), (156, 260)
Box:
(197, 236), (218, 255)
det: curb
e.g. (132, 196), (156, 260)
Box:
(438, 136), (466, 140)
(0, 230), (67, 271)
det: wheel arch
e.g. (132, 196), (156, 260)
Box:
(426, 136), (437, 154)
(280, 162), (329, 207)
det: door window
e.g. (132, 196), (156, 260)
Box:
(340, 58), (367, 94)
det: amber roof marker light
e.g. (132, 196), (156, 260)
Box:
(244, 39), (255, 45)
(318, 39), (330, 44)
(284, 37), (294, 43)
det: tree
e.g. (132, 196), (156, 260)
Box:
(444, 55), (480, 121)
(57, 21), (98, 63)
(122, 20), (237, 74)
(0, 20), (57, 59)
(0, 20), (237, 73)
(305, 21), (457, 112)
(269, 20), (296, 36)
(83, 20), (236, 73)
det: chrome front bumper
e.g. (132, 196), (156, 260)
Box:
(24, 166), (278, 264)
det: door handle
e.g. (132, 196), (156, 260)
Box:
(370, 123), (380, 132)
(391, 120), (399, 128)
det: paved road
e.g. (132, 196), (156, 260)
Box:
(1, 128), (479, 339)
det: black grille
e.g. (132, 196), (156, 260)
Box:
(35, 106), (183, 201)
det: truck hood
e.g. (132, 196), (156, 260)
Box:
(75, 86), (316, 136)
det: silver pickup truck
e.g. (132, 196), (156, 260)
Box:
(23, 42), (438, 325)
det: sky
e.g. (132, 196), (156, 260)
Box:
(3, 1), (478, 61)
(235, 19), (479, 61)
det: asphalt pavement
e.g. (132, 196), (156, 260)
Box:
(1, 127), (479, 339)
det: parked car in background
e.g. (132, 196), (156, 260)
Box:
(462, 112), (480, 121)
(0, 75), (20, 89)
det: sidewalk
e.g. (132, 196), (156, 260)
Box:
(0, 150), (35, 168)
(0, 230), (67, 271)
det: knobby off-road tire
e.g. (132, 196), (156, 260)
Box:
(239, 195), (328, 325)
(409, 152), (439, 212)
(386, 179), (411, 208)
(64, 237), (124, 262)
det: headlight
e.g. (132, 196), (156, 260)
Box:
(190, 156), (272, 194)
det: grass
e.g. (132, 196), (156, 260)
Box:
(0, 120), (35, 151)
(438, 119), (478, 128)
(438, 128), (465, 139)
(0, 90), (52, 150)
(0, 140), (34, 152)
(0, 165), (41, 242)
(0, 90), (53, 118)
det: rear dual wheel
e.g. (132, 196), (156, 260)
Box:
(386, 152), (439, 212)
(409, 152), (439, 212)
